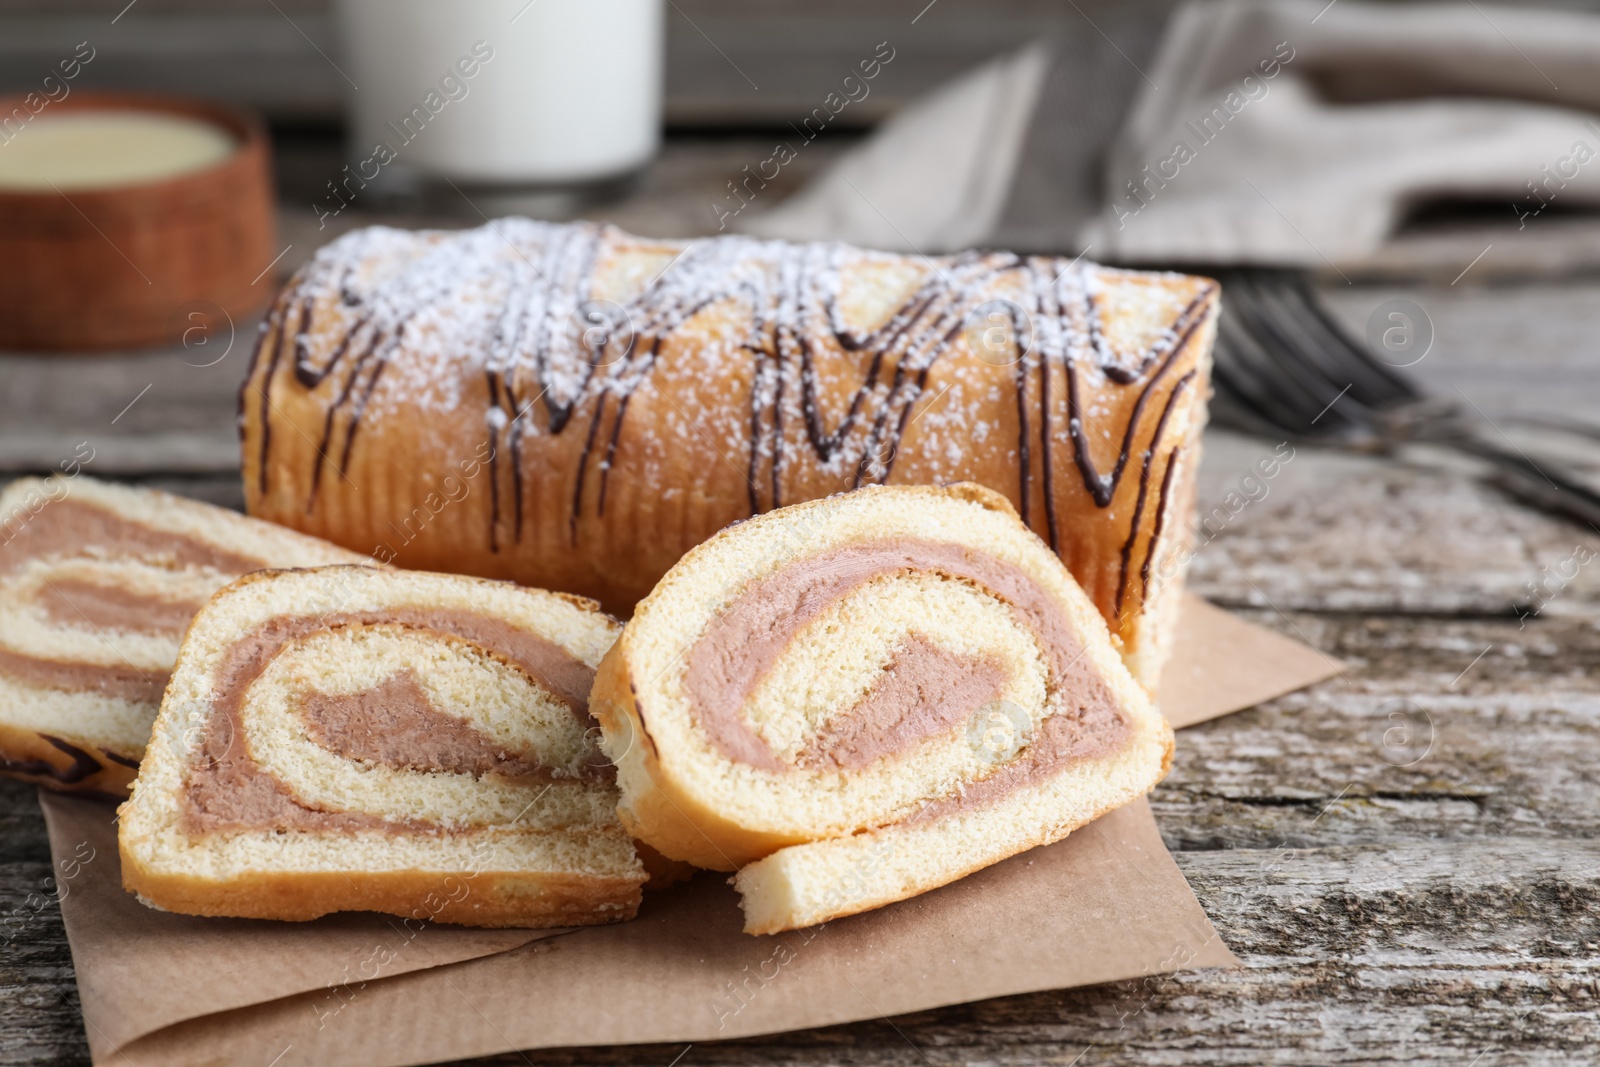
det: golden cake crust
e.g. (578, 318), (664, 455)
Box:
(119, 860), (642, 928)
(0, 719), (141, 798)
(240, 221), (1218, 689)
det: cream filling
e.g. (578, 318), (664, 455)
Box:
(666, 535), (1128, 836)
(744, 572), (1048, 770)
(242, 627), (615, 831)
(0, 558), (227, 671)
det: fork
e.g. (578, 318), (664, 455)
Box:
(1207, 268), (1600, 529)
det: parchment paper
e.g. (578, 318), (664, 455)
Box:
(1160, 594), (1341, 728)
(42, 594), (1338, 1067)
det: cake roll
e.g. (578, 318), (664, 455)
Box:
(0, 476), (369, 796)
(119, 566), (646, 927)
(588, 484), (1173, 934)
(241, 219), (1219, 689)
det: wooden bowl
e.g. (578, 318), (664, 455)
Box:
(0, 93), (276, 352)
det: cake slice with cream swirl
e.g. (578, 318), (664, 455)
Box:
(590, 483), (1173, 934)
(0, 477), (370, 795)
(119, 566), (647, 928)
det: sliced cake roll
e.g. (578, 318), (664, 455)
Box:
(119, 566), (646, 927)
(0, 476), (370, 795)
(590, 483), (1173, 934)
(243, 220), (1218, 693)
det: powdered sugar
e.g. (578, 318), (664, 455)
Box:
(263, 218), (1214, 560)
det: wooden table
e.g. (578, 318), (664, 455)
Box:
(2, 134), (1598, 1067)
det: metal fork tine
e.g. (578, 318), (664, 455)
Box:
(1214, 300), (1330, 432)
(1285, 272), (1424, 407)
(1250, 277), (1381, 393)
(1497, 413), (1600, 444)
(1236, 273), (1389, 419)
(1217, 272), (1375, 437)
(1206, 267), (1600, 532)
(1205, 367), (1300, 440)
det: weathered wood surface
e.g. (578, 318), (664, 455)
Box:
(3, 446), (1596, 1066)
(2, 137), (1599, 1066)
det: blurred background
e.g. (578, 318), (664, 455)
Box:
(0, 0), (1597, 602)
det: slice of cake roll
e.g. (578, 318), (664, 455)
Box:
(0, 476), (370, 795)
(590, 483), (1173, 934)
(119, 566), (646, 927)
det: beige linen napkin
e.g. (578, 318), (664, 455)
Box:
(741, 43), (1053, 252)
(753, 0), (1600, 271)
(1085, 0), (1600, 266)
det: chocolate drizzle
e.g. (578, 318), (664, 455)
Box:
(101, 748), (142, 770)
(248, 222), (1217, 617)
(1113, 371), (1197, 618)
(0, 733), (103, 786)
(1140, 446), (1185, 608)
(1061, 289), (1213, 509)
